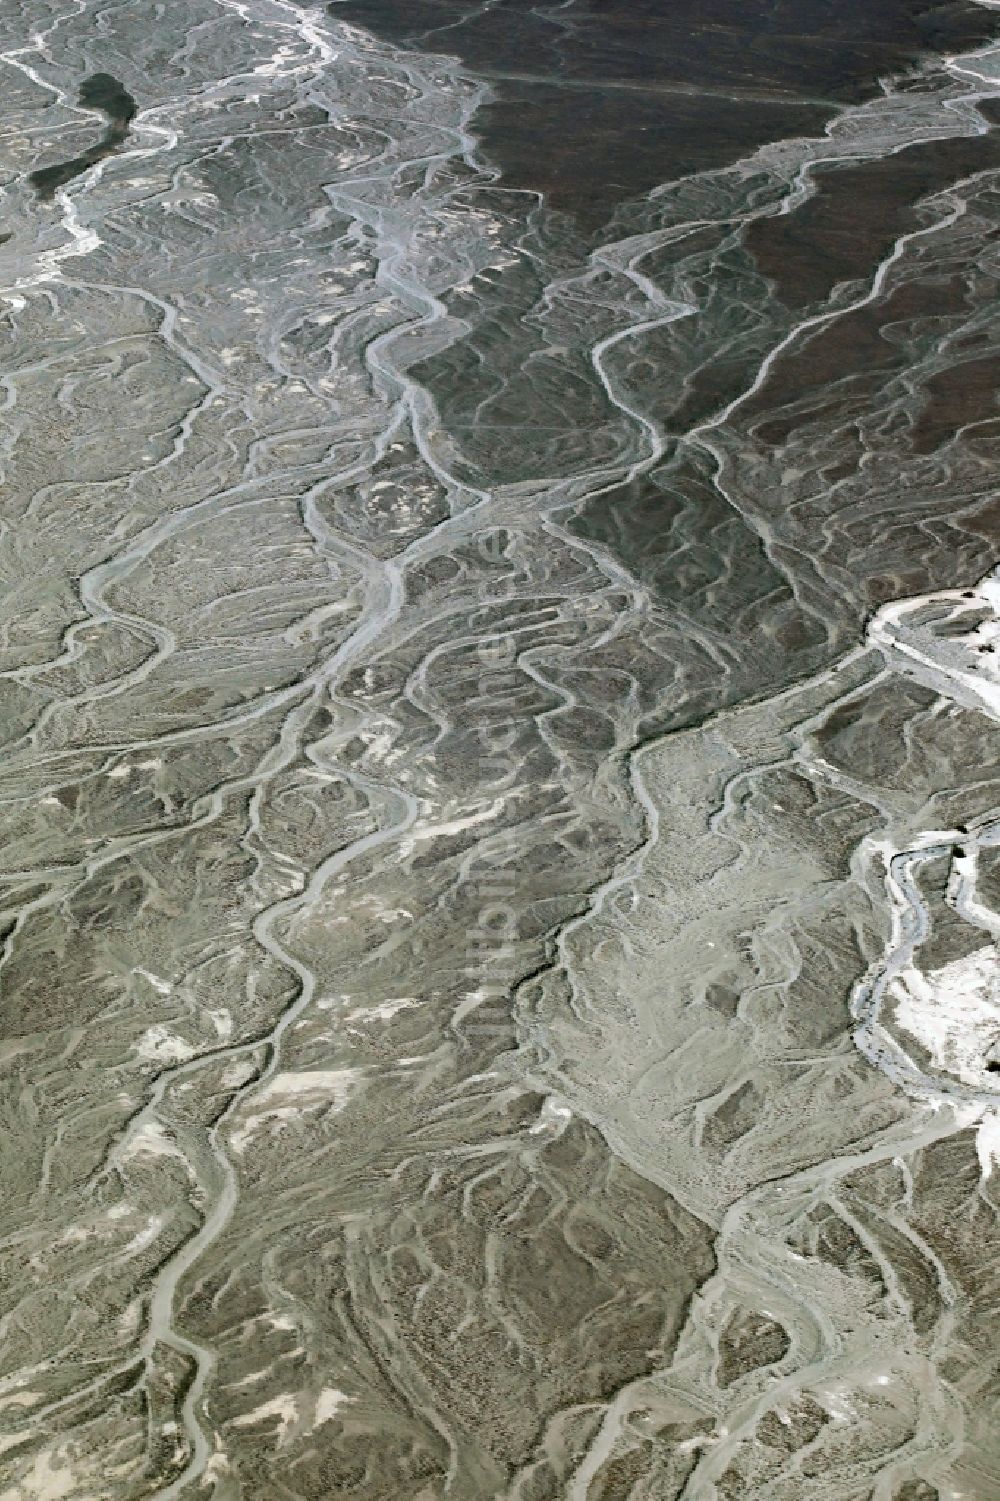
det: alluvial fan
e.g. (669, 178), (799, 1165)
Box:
(0, 0), (999, 1497)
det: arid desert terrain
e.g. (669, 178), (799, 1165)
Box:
(0, 0), (999, 1497)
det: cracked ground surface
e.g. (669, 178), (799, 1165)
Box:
(0, 0), (999, 1497)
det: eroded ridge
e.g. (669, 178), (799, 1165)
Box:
(0, 0), (997, 1497)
